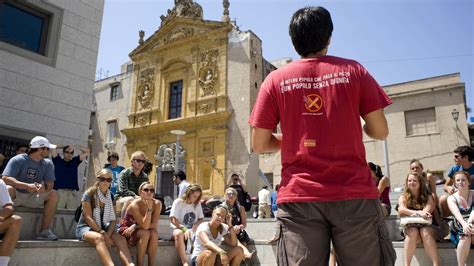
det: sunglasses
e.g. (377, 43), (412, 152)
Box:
(134, 159), (146, 164)
(98, 177), (113, 183)
(226, 192), (235, 196)
(142, 188), (155, 193)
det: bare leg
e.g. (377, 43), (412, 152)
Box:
(456, 236), (472, 266)
(173, 229), (188, 265)
(197, 250), (216, 266)
(404, 227), (420, 266)
(83, 231), (114, 266)
(147, 230), (159, 266)
(439, 195), (452, 217)
(111, 231), (134, 265)
(227, 246), (244, 266)
(41, 190), (58, 231)
(136, 229), (150, 266)
(329, 250), (336, 266)
(0, 215), (21, 256)
(419, 227), (439, 266)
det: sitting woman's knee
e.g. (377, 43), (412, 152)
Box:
(94, 234), (107, 245)
(405, 227), (420, 238)
(137, 228), (150, 238)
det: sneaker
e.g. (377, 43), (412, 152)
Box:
(36, 229), (58, 241)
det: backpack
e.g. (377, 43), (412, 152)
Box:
(74, 205), (82, 223)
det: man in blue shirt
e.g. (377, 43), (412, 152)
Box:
(51, 145), (89, 210)
(104, 151), (125, 195)
(2, 136), (59, 240)
(440, 146), (474, 217)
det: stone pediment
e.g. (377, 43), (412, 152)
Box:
(129, 18), (230, 58)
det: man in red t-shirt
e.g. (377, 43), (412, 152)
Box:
(249, 6), (395, 266)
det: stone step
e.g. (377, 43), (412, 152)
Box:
(10, 240), (277, 266)
(16, 207), (404, 241)
(10, 240), (474, 266)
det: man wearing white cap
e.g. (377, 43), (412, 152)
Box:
(1, 136), (59, 240)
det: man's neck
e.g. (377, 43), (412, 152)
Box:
(132, 168), (141, 176)
(303, 49), (327, 59)
(29, 153), (42, 162)
(461, 161), (472, 169)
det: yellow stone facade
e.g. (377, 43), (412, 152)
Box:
(122, 14), (234, 197)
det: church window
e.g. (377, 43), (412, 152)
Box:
(168, 80), (183, 119)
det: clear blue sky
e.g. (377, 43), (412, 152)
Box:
(97, 0), (473, 118)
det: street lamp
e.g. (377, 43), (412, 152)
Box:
(451, 108), (459, 123)
(170, 130), (186, 173)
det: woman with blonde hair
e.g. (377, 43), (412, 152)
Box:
(75, 169), (134, 266)
(447, 171), (474, 266)
(170, 184), (205, 266)
(119, 182), (161, 266)
(220, 187), (254, 259)
(192, 206), (244, 266)
(398, 173), (439, 266)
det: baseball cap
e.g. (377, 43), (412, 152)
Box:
(29, 136), (57, 149)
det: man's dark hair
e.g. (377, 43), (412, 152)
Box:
(289, 6), (333, 57)
(63, 145), (72, 153)
(107, 151), (119, 162)
(454, 146), (473, 161)
(174, 170), (186, 181)
(16, 144), (28, 153)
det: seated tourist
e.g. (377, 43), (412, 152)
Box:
(191, 206), (244, 266)
(170, 184), (204, 266)
(115, 151), (149, 217)
(0, 179), (21, 266)
(220, 188), (254, 259)
(2, 136), (59, 240)
(119, 182), (161, 266)
(76, 169), (134, 266)
(446, 171), (474, 266)
(368, 162), (391, 217)
(410, 159), (438, 205)
(398, 173), (439, 266)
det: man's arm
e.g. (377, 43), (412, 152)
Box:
(77, 146), (91, 162)
(50, 146), (59, 158)
(251, 127), (281, 154)
(2, 175), (37, 193)
(362, 109), (389, 140)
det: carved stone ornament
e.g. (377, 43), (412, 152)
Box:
(155, 143), (186, 171)
(198, 49), (219, 96)
(137, 68), (155, 109)
(164, 27), (194, 44)
(134, 113), (149, 126)
(198, 101), (215, 114)
(160, 0), (203, 26)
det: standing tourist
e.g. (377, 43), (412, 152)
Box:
(249, 6), (395, 265)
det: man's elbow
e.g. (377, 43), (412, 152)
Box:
(251, 143), (266, 154)
(373, 127), (389, 140)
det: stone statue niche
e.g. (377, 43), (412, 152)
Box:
(155, 143), (186, 172)
(137, 68), (155, 109)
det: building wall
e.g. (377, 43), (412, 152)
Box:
(226, 29), (264, 196)
(0, 0), (104, 187)
(89, 63), (134, 186)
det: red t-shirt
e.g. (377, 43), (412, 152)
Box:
(248, 56), (392, 204)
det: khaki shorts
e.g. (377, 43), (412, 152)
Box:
(13, 190), (52, 208)
(57, 189), (80, 210)
(276, 199), (396, 266)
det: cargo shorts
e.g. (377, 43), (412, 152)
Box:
(276, 198), (396, 266)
